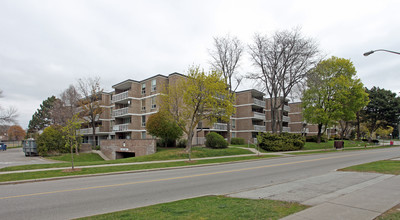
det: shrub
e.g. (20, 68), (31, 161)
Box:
(177, 139), (187, 148)
(36, 125), (67, 156)
(361, 138), (368, 142)
(371, 139), (379, 144)
(205, 132), (228, 149)
(257, 132), (305, 152)
(231, 137), (245, 145)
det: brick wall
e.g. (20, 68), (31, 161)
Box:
(100, 139), (156, 160)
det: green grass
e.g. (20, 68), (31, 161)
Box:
(303, 140), (373, 150)
(48, 153), (104, 162)
(376, 204), (400, 220)
(287, 145), (398, 155)
(229, 144), (268, 153)
(78, 195), (308, 220)
(0, 147), (253, 172)
(339, 160), (400, 175)
(7, 145), (23, 149)
(0, 155), (278, 182)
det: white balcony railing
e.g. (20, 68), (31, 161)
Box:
(113, 123), (130, 132)
(282, 115), (291, 123)
(212, 123), (228, 130)
(283, 105), (290, 112)
(78, 127), (100, 135)
(282, 127), (291, 133)
(253, 98), (266, 108)
(112, 107), (129, 117)
(254, 125), (266, 132)
(112, 91), (129, 103)
(253, 112), (265, 120)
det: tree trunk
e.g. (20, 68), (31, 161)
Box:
(185, 131), (194, 161)
(70, 140), (74, 170)
(226, 122), (231, 145)
(317, 124), (323, 143)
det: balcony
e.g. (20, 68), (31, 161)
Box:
(253, 112), (265, 120)
(212, 123), (227, 130)
(112, 91), (129, 103)
(282, 126), (291, 133)
(113, 123), (130, 132)
(253, 98), (266, 108)
(283, 105), (290, 112)
(112, 107), (130, 117)
(254, 125), (266, 132)
(282, 115), (291, 123)
(79, 127), (100, 135)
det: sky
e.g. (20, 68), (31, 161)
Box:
(1, 0), (399, 129)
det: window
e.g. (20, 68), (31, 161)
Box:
(231, 132), (236, 138)
(151, 97), (156, 109)
(141, 131), (146, 139)
(142, 115), (146, 127)
(141, 99), (146, 111)
(141, 83), (146, 95)
(151, 79), (156, 92)
(231, 119), (236, 129)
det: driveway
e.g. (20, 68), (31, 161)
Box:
(0, 148), (56, 169)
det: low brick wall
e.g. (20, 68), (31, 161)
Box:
(100, 139), (156, 160)
(80, 143), (92, 153)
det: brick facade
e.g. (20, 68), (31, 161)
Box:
(100, 139), (156, 160)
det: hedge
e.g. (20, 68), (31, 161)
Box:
(257, 132), (305, 152)
(231, 137), (245, 145)
(205, 132), (228, 149)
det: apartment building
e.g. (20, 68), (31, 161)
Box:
(264, 97), (291, 133)
(111, 73), (185, 140)
(79, 92), (114, 145)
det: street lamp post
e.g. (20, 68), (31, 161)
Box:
(363, 49), (400, 56)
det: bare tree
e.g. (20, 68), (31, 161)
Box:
(77, 77), (104, 146)
(248, 28), (319, 133)
(209, 35), (244, 143)
(0, 90), (18, 125)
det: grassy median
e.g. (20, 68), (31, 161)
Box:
(0, 147), (253, 172)
(339, 160), (400, 175)
(77, 195), (308, 220)
(0, 155), (278, 183)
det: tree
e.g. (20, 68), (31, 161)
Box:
(209, 35), (243, 144)
(7, 125), (26, 140)
(248, 28), (319, 133)
(62, 114), (82, 169)
(77, 77), (104, 146)
(28, 96), (57, 133)
(36, 125), (67, 156)
(0, 90), (18, 125)
(161, 66), (235, 158)
(302, 57), (368, 143)
(361, 87), (400, 140)
(146, 111), (183, 147)
(50, 85), (81, 126)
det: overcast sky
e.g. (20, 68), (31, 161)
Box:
(1, 0), (399, 129)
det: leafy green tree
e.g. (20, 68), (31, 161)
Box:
(28, 96), (57, 133)
(361, 87), (400, 140)
(161, 66), (235, 158)
(146, 111), (183, 147)
(36, 125), (67, 156)
(62, 114), (82, 169)
(302, 57), (368, 143)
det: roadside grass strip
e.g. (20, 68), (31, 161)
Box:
(0, 155), (278, 183)
(376, 203), (400, 220)
(287, 145), (398, 155)
(77, 195), (308, 220)
(339, 160), (400, 175)
(0, 147), (253, 172)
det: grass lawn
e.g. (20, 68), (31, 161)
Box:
(0, 155), (278, 183)
(288, 145), (398, 155)
(339, 160), (400, 175)
(303, 140), (373, 150)
(229, 144), (268, 153)
(0, 147), (253, 172)
(48, 153), (104, 162)
(78, 195), (308, 220)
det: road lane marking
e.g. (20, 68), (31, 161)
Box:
(0, 151), (381, 200)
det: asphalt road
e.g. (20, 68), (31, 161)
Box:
(0, 148), (56, 169)
(0, 147), (399, 219)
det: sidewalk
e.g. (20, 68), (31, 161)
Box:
(229, 171), (400, 220)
